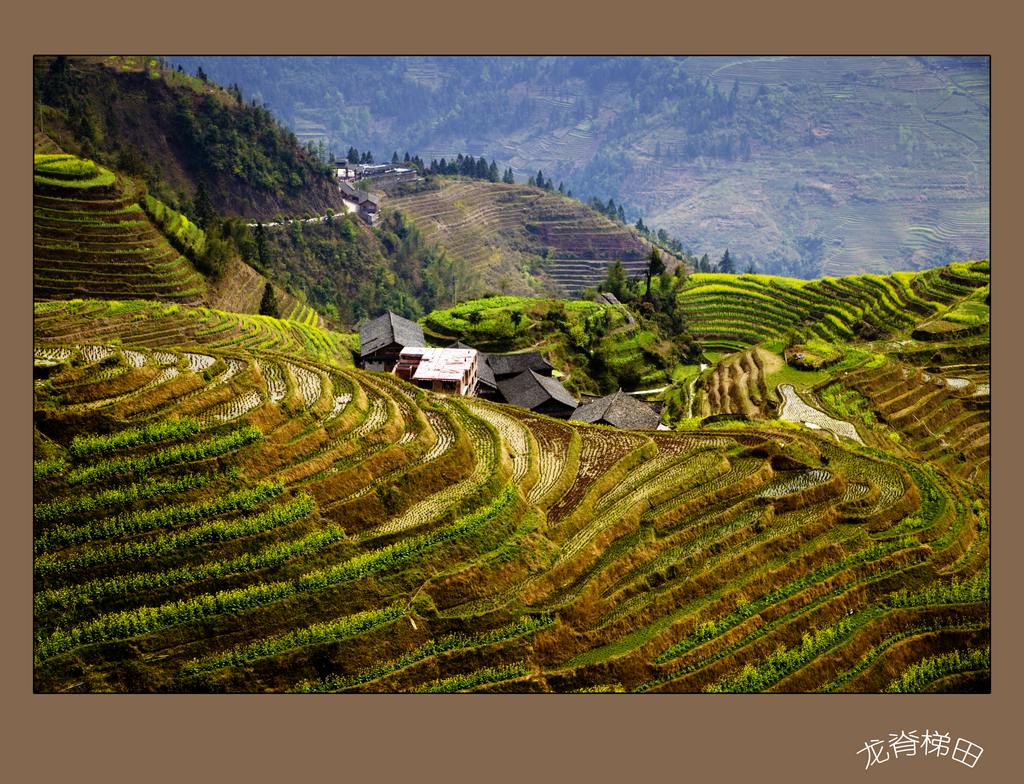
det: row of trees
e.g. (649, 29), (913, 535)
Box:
(427, 153), (501, 182)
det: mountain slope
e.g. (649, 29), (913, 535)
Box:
(34, 56), (345, 221)
(34, 152), (323, 326)
(33, 299), (988, 693)
(383, 177), (668, 295)
(171, 55), (989, 278)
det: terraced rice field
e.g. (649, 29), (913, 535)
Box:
(34, 153), (325, 329)
(385, 179), (653, 295)
(34, 154), (208, 304)
(33, 293), (988, 692)
(698, 349), (774, 419)
(778, 385), (864, 445)
(678, 262), (988, 351)
(33, 300), (355, 367)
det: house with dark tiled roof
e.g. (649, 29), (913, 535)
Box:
(497, 369), (577, 419)
(338, 180), (381, 225)
(570, 389), (661, 430)
(359, 311), (426, 372)
(486, 351), (554, 380)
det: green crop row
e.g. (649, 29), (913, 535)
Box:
(34, 494), (314, 578)
(636, 546), (929, 692)
(36, 487), (509, 658)
(68, 417), (201, 458)
(34, 580), (295, 663)
(34, 165), (116, 189)
(297, 484), (518, 590)
(181, 602), (407, 676)
(34, 154), (102, 179)
(291, 615), (554, 692)
(35, 481), (284, 553)
(704, 613), (862, 692)
(880, 461), (950, 540)
(141, 195), (207, 261)
(35, 527), (345, 617)
(413, 661), (530, 693)
(819, 617), (987, 692)
(65, 425), (263, 486)
(884, 647), (990, 692)
(33, 458), (67, 480)
(655, 539), (917, 664)
(889, 567), (989, 607)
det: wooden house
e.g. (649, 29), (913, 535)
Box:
(359, 311), (426, 372)
(497, 369), (577, 419)
(570, 389), (661, 430)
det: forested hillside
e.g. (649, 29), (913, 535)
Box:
(34, 56), (345, 221)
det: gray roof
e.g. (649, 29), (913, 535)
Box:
(338, 180), (361, 199)
(476, 355), (497, 389)
(359, 312), (425, 357)
(570, 390), (661, 430)
(487, 351), (553, 378)
(498, 369), (577, 411)
(339, 180), (377, 206)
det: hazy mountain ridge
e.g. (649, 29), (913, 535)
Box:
(172, 55), (988, 278)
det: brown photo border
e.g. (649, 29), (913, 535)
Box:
(5, 1), (1015, 781)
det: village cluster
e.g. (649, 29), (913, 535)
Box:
(358, 311), (663, 430)
(335, 162), (416, 226)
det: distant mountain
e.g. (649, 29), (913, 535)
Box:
(171, 55), (989, 277)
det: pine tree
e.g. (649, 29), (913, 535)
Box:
(503, 168), (514, 184)
(718, 249), (735, 274)
(347, 147), (360, 164)
(193, 182), (215, 229)
(259, 282), (280, 318)
(536, 170), (545, 189)
(392, 151), (399, 164)
(645, 247), (666, 298)
(699, 253), (711, 273)
(603, 260), (628, 300)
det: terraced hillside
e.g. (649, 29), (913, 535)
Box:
(34, 154), (207, 304)
(384, 179), (659, 296)
(670, 261), (989, 503)
(33, 303), (988, 693)
(34, 300), (354, 367)
(678, 261), (989, 353)
(34, 153), (323, 327)
(697, 349), (778, 420)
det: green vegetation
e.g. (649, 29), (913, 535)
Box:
(31, 55), (988, 694)
(32, 290), (988, 691)
(885, 648), (990, 693)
